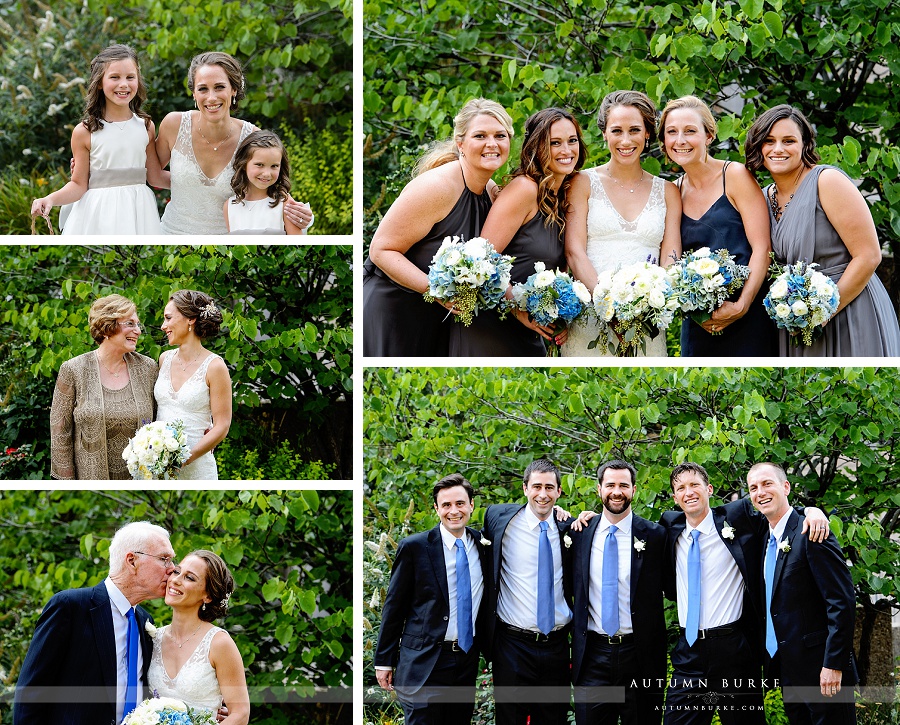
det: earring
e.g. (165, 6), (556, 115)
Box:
(231, 95), (236, 108)
(202, 602), (206, 612)
(459, 150), (465, 158)
(188, 324), (193, 332)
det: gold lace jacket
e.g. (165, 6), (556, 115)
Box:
(50, 350), (158, 479)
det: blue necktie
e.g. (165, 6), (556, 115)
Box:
(455, 538), (473, 652)
(601, 525), (619, 635)
(765, 533), (778, 657)
(686, 529), (701, 645)
(537, 520), (554, 635)
(124, 607), (139, 718)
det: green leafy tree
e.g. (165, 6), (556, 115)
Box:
(0, 489), (351, 724)
(0, 245), (352, 479)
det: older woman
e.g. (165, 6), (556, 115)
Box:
(362, 98), (513, 356)
(155, 52), (313, 235)
(745, 104), (900, 356)
(50, 294), (157, 479)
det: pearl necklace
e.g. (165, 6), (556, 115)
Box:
(605, 166), (646, 194)
(198, 120), (233, 152)
(169, 622), (203, 649)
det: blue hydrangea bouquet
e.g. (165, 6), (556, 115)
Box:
(764, 259), (839, 345)
(669, 247), (750, 333)
(123, 697), (217, 725)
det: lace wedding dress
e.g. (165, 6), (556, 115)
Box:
(147, 625), (223, 713)
(154, 352), (220, 480)
(560, 169), (669, 357)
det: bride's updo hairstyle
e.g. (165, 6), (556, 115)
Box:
(188, 549), (235, 622)
(169, 289), (224, 339)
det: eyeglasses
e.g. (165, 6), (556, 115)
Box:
(134, 551), (177, 567)
(119, 321), (143, 331)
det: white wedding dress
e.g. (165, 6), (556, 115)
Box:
(154, 352), (220, 480)
(561, 169), (669, 357)
(147, 625), (224, 713)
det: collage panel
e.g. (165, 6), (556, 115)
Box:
(0, 488), (352, 723)
(363, 366), (900, 723)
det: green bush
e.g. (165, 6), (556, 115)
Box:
(216, 438), (335, 481)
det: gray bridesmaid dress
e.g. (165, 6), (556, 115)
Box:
(768, 165), (900, 356)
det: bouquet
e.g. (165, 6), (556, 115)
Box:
(122, 420), (192, 480)
(591, 260), (679, 356)
(764, 259), (840, 345)
(669, 247), (750, 332)
(123, 696), (217, 725)
(423, 235), (514, 326)
(509, 263), (592, 355)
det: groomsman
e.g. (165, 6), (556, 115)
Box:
(746, 462), (857, 724)
(482, 458), (574, 725)
(374, 473), (489, 724)
(659, 462), (831, 725)
(570, 460), (667, 725)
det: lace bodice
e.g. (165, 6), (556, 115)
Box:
(561, 169), (668, 357)
(148, 625), (223, 712)
(160, 112), (255, 235)
(154, 351), (219, 480)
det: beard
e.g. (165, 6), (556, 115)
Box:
(602, 494), (632, 515)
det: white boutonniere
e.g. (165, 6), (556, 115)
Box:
(563, 534), (573, 549)
(778, 539), (791, 554)
(721, 522), (735, 540)
(144, 621), (157, 636)
(634, 539), (646, 553)
(480, 536), (491, 546)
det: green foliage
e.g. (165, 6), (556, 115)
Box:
(0, 489), (351, 724)
(364, 0), (900, 252)
(0, 245), (353, 479)
(217, 437), (335, 481)
(282, 123), (353, 235)
(363, 367), (900, 718)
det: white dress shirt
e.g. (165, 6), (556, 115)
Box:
(439, 524), (485, 642)
(674, 510), (744, 630)
(588, 511), (633, 635)
(497, 505), (572, 631)
(105, 578), (144, 725)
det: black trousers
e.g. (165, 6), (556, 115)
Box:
(574, 634), (663, 725)
(399, 644), (480, 725)
(770, 652), (857, 725)
(493, 624), (571, 725)
(663, 627), (766, 725)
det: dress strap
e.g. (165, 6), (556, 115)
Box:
(722, 160), (732, 193)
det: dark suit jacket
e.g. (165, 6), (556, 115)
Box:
(374, 525), (490, 696)
(14, 580), (154, 725)
(660, 498), (768, 664)
(481, 503), (574, 662)
(570, 513), (667, 686)
(762, 510), (857, 686)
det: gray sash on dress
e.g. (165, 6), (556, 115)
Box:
(88, 168), (147, 189)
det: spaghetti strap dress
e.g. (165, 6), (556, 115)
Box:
(768, 165), (900, 356)
(449, 210), (566, 357)
(679, 161), (777, 357)
(362, 166), (492, 357)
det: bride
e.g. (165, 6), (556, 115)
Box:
(561, 90), (682, 357)
(147, 550), (249, 722)
(156, 290), (232, 479)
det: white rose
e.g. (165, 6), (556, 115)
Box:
(463, 237), (487, 259)
(572, 281), (592, 304)
(533, 261), (546, 273)
(692, 247), (712, 257)
(534, 270), (556, 288)
(791, 300), (809, 317)
(688, 257), (720, 276)
(444, 249), (462, 267)
(648, 289), (666, 308)
(775, 303), (791, 319)
(769, 277), (789, 299)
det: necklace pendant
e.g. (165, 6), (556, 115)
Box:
(629, 189), (634, 193)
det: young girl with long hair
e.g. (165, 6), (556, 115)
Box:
(30, 44), (166, 234)
(224, 129), (304, 234)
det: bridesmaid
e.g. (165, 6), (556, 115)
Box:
(745, 104), (900, 356)
(659, 96), (777, 356)
(362, 99), (513, 356)
(450, 107), (586, 356)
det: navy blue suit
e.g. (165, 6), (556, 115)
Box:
(483, 503), (574, 725)
(763, 511), (857, 724)
(374, 525), (490, 723)
(571, 513), (667, 724)
(13, 581), (154, 725)
(660, 498), (768, 725)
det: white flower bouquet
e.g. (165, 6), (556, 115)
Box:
(764, 259), (839, 345)
(591, 260), (679, 356)
(509, 263), (591, 355)
(669, 247), (750, 332)
(123, 696), (216, 725)
(122, 420), (192, 480)
(423, 235), (514, 326)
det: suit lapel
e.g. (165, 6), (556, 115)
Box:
(427, 526), (450, 607)
(630, 516), (645, 605)
(582, 516), (602, 602)
(492, 504), (525, 582)
(772, 510), (800, 595)
(714, 507), (748, 579)
(90, 582), (118, 692)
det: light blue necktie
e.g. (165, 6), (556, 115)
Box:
(455, 538), (473, 652)
(686, 529), (701, 645)
(537, 520), (554, 635)
(124, 607), (139, 718)
(765, 533), (778, 657)
(601, 525), (619, 635)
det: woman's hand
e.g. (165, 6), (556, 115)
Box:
(284, 198), (313, 232)
(703, 298), (747, 334)
(513, 309), (556, 340)
(31, 197), (53, 217)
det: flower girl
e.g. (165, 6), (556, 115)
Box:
(30, 44), (166, 234)
(224, 130), (306, 234)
